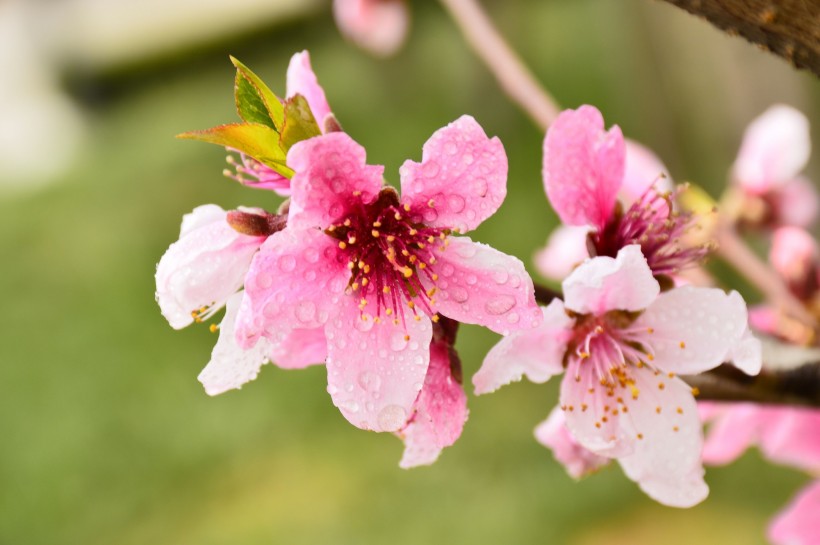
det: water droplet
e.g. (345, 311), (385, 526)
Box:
(295, 301), (316, 323)
(279, 255), (297, 272)
(423, 208), (438, 222)
(414, 382), (424, 391)
(473, 178), (489, 197)
(450, 287), (469, 303)
(255, 272), (273, 289)
(390, 331), (409, 351)
(466, 274), (477, 285)
(506, 312), (520, 324)
(304, 248), (319, 263)
(492, 268), (509, 285)
(456, 244), (477, 259)
(355, 316), (374, 332)
(377, 404), (407, 431)
(303, 270), (317, 281)
(365, 401), (375, 412)
(412, 355), (425, 366)
(444, 141), (459, 155)
(262, 301), (279, 318)
(447, 194), (466, 213)
(463, 153), (474, 165)
(339, 399), (360, 414)
(378, 348), (388, 358)
(422, 161), (440, 178)
(327, 384), (339, 395)
(358, 371), (382, 393)
(485, 294), (515, 315)
(345, 382), (354, 392)
(441, 264), (455, 277)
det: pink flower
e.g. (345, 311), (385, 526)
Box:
(333, 0), (409, 58)
(225, 51), (333, 196)
(543, 106), (707, 277)
(769, 480), (820, 545)
(398, 334), (468, 468)
(732, 104), (818, 228)
(701, 404), (820, 545)
(535, 407), (609, 479)
(771, 226), (819, 300)
(475, 245), (758, 507)
(535, 138), (674, 281)
(235, 116), (541, 433)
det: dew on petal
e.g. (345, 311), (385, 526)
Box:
(450, 286), (469, 303)
(357, 371), (382, 393)
(295, 300), (316, 323)
(473, 178), (489, 197)
(455, 244), (477, 259)
(377, 404), (407, 431)
(255, 272), (273, 289)
(303, 248), (320, 263)
(339, 399), (360, 414)
(492, 268), (509, 285)
(447, 194), (466, 213)
(423, 161), (441, 178)
(485, 294), (515, 315)
(390, 331), (409, 351)
(444, 140), (459, 155)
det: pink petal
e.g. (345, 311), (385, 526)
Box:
(759, 408), (820, 472)
(325, 303), (433, 432)
(268, 326), (327, 369)
(333, 0), (409, 57)
(700, 402), (761, 465)
(749, 305), (778, 336)
(534, 406), (610, 479)
(562, 245), (659, 315)
(399, 115), (507, 233)
(287, 132), (384, 230)
(769, 480), (820, 545)
(770, 226), (817, 285)
(198, 292), (270, 396)
(426, 236), (542, 335)
(621, 139), (673, 204)
(733, 104), (811, 194)
(473, 300), (572, 395)
(399, 340), (468, 468)
(533, 225), (590, 281)
(543, 105), (625, 232)
(156, 205), (265, 329)
(616, 367), (708, 508)
(286, 51), (332, 128)
(775, 177), (819, 227)
(635, 287), (750, 375)
(728, 328), (762, 375)
(234, 228), (349, 349)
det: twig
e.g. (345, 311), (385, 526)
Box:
(686, 362), (820, 408)
(655, 0), (820, 77)
(438, 0), (561, 130)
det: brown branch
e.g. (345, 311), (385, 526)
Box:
(686, 361), (820, 408)
(656, 0), (820, 77)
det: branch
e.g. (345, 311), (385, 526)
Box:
(656, 0), (820, 77)
(438, 0), (561, 130)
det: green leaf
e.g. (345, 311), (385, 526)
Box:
(279, 94), (321, 152)
(177, 123), (293, 178)
(230, 56), (285, 131)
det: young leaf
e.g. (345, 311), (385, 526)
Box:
(178, 123), (293, 178)
(229, 56), (285, 131)
(279, 94), (321, 152)
(235, 71), (275, 129)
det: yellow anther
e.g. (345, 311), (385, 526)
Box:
(339, 241), (347, 249)
(403, 204), (411, 212)
(373, 221), (382, 228)
(383, 286), (391, 294)
(427, 199), (435, 208)
(209, 323), (219, 333)
(358, 260), (365, 269)
(637, 433), (644, 440)
(427, 236), (435, 243)
(679, 341), (686, 349)
(387, 235), (396, 242)
(676, 407), (683, 414)
(658, 382), (665, 390)
(409, 255), (417, 263)
(386, 309), (393, 316)
(414, 315), (421, 321)
(431, 274), (439, 281)
(404, 334), (410, 341)
(426, 288), (437, 297)
(418, 262), (427, 269)
(362, 278), (369, 286)
(393, 319), (400, 326)
(647, 327), (655, 334)
(673, 426), (679, 432)
(363, 265), (371, 274)
(691, 387), (700, 396)
(409, 228), (418, 236)
(371, 230), (380, 238)
(343, 219), (351, 227)
(347, 262), (355, 270)
(352, 191), (361, 197)
(403, 267), (413, 278)
(351, 282), (359, 290)
(429, 257), (437, 265)
(394, 213), (402, 221)
(407, 301), (415, 309)
(348, 236), (357, 244)
(431, 315), (440, 323)
(417, 242), (426, 249)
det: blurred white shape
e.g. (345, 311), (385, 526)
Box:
(0, 0), (85, 192)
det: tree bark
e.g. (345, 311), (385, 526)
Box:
(656, 0), (820, 77)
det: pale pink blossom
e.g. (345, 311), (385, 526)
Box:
(769, 480), (820, 545)
(226, 51), (333, 195)
(542, 106), (706, 278)
(535, 406), (609, 479)
(333, 0), (409, 58)
(155, 204), (265, 329)
(701, 403), (820, 545)
(770, 227), (819, 300)
(475, 245), (757, 507)
(235, 116), (541, 433)
(535, 137), (674, 281)
(732, 104), (818, 228)
(398, 337), (468, 468)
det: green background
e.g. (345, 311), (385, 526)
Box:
(1, 1), (818, 543)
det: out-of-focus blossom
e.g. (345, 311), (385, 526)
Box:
(701, 403), (820, 545)
(225, 51), (333, 196)
(535, 407), (609, 479)
(770, 227), (819, 301)
(535, 137), (674, 281)
(542, 106), (707, 278)
(333, 0), (409, 58)
(235, 116), (541, 434)
(475, 245), (758, 507)
(731, 105), (818, 228)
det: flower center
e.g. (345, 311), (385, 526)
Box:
(594, 187), (712, 276)
(325, 188), (449, 326)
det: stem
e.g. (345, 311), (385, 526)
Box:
(715, 222), (817, 329)
(438, 0), (561, 131)
(686, 362), (820, 408)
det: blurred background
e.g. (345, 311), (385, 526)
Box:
(1, 0), (818, 543)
